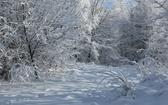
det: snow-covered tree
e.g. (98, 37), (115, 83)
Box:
(0, 0), (81, 81)
(76, 0), (139, 66)
(90, 1), (126, 66)
(119, 0), (153, 62)
(146, 0), (168, 67)
(75, 0), (110, 63)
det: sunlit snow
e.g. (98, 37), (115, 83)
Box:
(0, 63), (168, 105)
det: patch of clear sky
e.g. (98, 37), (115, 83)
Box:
(104, 0), (133, 8)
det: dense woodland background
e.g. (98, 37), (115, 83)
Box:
(0, 0), (167, 82)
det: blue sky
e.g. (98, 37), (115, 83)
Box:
(104, 2), (113, 7)
(104, 0), (133, 8)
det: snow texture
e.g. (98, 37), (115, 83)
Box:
(0, 63), (168, 105)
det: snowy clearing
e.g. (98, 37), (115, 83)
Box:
(0, 63), (168, 105)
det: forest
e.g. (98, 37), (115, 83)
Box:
(0, 0), (168, 105)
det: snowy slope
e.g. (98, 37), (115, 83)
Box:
(0, 63), (168, 105)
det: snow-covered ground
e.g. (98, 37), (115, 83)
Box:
(0, 63), (168, 105)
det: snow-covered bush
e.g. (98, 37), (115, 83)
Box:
(116, 70), (134, 97)
(99, 68), (134, 98)
(9, 64), (39, 83)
